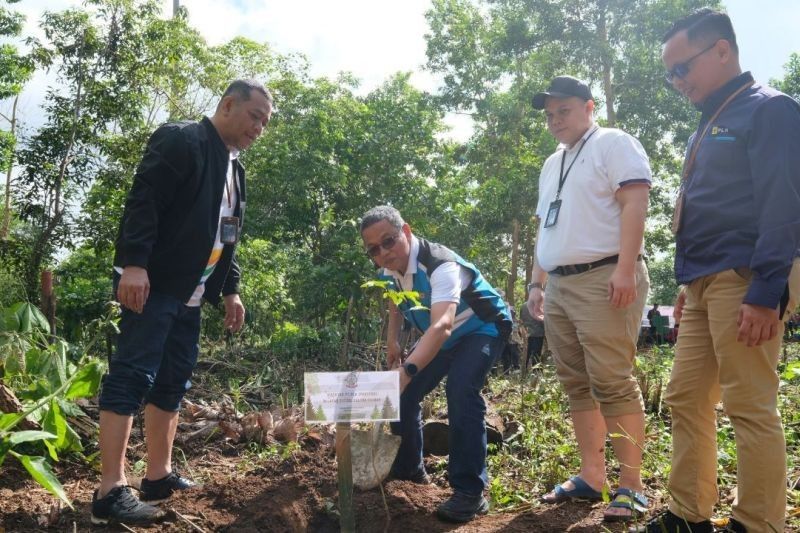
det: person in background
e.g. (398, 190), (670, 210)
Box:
(519, 300), (545, 372)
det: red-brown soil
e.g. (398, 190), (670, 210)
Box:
(0, 428), (649, 533)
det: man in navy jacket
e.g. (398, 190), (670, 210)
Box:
(637, 9), (800, 533)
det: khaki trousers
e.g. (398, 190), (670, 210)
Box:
(544, 261), (649, 417)
(666, 263), (800, 532)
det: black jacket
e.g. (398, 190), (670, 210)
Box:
(113, 117), (246, 305)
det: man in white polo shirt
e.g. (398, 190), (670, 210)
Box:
(525, 76), (652, 523)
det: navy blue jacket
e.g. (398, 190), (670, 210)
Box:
(675, 72), (800, 309)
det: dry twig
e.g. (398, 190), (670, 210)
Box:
(171, 507), (208, 533)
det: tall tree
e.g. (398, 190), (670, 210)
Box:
(0, 0), (34, 241)
(772, 52), (800, 101)
(13, 0), (168, 296)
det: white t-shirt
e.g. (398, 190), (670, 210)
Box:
(535, 125), (651, 272)
(186, 150), (239, 306)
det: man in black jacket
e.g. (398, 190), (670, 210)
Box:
(91, 79), (273, 526)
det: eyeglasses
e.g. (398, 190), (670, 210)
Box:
(365, 233), (401, 258)
(664, 41), (718, 83)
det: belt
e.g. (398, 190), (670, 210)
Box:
(548, 254), (642, 277)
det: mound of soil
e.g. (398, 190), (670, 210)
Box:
(0, 440), (642, 532)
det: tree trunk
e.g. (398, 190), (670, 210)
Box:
(339, 294), (354, 366)
(1, 95), (19, 240)
(507, 218), (520, 308)
(0, 381), (40, 430)
(525, 217), (540, 300)
(524, 220), (535, 298)
(41, 270), (56, 338)
(597, 0), (616, 126)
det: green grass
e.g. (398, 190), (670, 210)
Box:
(482, 342), (800, 529)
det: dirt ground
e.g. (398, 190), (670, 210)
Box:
(0, 424), (652, 533)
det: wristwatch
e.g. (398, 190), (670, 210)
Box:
(527, 282), (545, 291)
(402, 362), (418, 379)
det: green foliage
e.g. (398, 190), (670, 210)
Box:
(0, 0), (33, 99)
(0, 258), (26, 308)
(0, 300), (108, 507)
(635, 344), (674, 414)
(771, 52), (800, 101)
(235, 238), (293, 339)
(486, 374), (583, 510)
(647, 255), (679, 305)
(0, 301), (50, 335)
(269, 321), (341, 365)
(54, 246), (113, 342)
(360, 279), (427, 310)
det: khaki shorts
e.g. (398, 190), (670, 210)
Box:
(544, 261), (649, 416)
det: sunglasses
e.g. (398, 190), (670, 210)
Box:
(664, 41), (717, 83)
(365, 233), (401, 258)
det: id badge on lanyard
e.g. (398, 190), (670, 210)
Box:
(544, 199), (561, 228)
(220, 216), (239, 244)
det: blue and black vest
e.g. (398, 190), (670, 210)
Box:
(378, 238), (512, 350)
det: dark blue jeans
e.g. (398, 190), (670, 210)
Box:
(390, 334), (504, 496)
(99, 290), (201, 415)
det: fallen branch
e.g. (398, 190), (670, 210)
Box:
(171, 507), (208, 533)
(176, 421), (220, 444)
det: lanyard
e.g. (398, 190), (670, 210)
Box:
(556, 126), (598, 200)
(225, 160), (238, 209)
(671, 79), (754, 234)
(681, 80), (754, 182)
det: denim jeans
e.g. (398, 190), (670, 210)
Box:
(390, 334), (504, 496)
(99, 289), (201, 415)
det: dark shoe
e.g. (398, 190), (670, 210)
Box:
(388, 467), (431, 485)
(140, 471), (197, 503)
(629, 510), (713, 533)
(91, 486), (166, 525)
(436, 492), (489, 523)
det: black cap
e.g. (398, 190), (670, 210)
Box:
(532, 76), (593, 109)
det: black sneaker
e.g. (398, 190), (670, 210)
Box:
(140, 471), (197, 503)
(436, 492), (489, 523)
(388, 467), (431, 485)
(91, 486), (166, 525)
(629, 510), (713, 533)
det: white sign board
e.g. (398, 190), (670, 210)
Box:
(304, 371), (400, 423)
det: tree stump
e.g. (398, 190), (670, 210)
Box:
(0, 380), (40, 430)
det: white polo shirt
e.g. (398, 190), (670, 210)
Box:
(535, 125), (651, 272)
